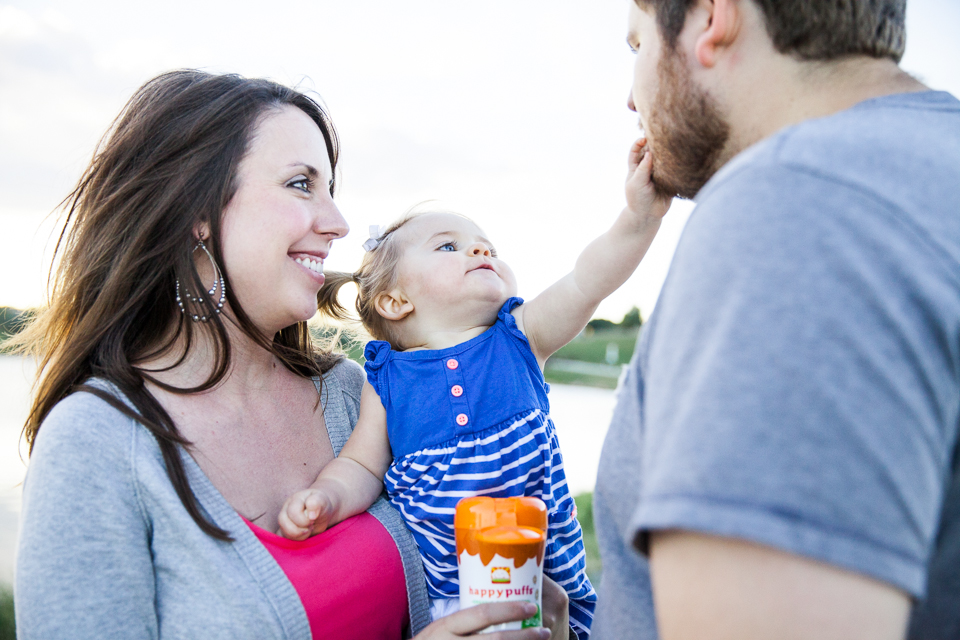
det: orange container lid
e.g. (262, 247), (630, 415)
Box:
(455, 496), (547, 533)
(477, 526), (545, 545)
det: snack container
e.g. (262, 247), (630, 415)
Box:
(455, 496), (548, 632)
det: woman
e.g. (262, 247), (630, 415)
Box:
(12, 70), (567, 639)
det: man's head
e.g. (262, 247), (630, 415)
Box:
(637, 0), (906, 62)
(628, 0), (908, 199)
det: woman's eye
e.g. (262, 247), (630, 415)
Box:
(288, 176), (313, 193)
(438, 242), (457, 252)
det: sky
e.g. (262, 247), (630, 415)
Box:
(1, 0), (958, 321)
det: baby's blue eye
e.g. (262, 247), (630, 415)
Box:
(438, 242), (457, 252)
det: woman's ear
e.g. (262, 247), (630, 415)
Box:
(374, 289), (414, 321)
(193, 221), (211, 242)
(694, 0), (741, 68)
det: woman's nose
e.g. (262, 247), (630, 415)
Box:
(313, 198), (349, 240)
(468, 243), (491, 257)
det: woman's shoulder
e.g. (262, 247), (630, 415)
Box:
(27, 382), (159, 511)
(35, 381), (141, 456)
(323, 357), (364, 398)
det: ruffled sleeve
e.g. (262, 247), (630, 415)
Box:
(497, 296), (548, 393)
(497, 296), (528, 343)
(363, 340), (393, 397)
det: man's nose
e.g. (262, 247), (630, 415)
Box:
(627, 90), (637, 112)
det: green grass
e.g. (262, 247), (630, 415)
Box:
(0, 308), (27, 353)
(552, 327), (639, 366)
(308, 324), (365, 362)
(542, 368), (619, 390)
(0, 585), (14, 640)
(542, 327), (639, 389)
(574, 492), (601, 585)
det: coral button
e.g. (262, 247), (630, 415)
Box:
(446, 359), (459, 370)
(451, 385), (464, 397)
(456, 413), (469, 426)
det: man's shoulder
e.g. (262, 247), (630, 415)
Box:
(710, 90), (959, 194)
(691, 90), (960, 264)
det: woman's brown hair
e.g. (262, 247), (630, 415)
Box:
(9, 69), (342, 540)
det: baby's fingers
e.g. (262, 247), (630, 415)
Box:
(303, 493), (329, 522)
(628, 137), (649, 173)
(277, 502), (312, 540)
(284, 491), (322, 526)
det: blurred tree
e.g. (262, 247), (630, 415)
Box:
(586, 318), (618, 333)
(619, 306), (642, 328)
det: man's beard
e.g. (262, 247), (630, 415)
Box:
(646, 49), (731, 200)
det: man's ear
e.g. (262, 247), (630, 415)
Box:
(694, 0), (741, 68)
(374, 289), (414, 321)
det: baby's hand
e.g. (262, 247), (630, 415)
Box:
(626, 137), (672, 221)
(277, 488), (336, 540)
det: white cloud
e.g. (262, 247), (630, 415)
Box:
(0, 5), (39, 40)
(0, 0), (958, 318)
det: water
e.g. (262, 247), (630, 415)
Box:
(0, 356), (32, 586)
(0, 356), (616, 586)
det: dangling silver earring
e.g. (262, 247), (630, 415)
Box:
(176, 238), (226, 323)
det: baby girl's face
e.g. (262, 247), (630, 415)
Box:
(393, 213), (518, 321)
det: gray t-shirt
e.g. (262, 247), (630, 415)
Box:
(593, 90), (960, 639)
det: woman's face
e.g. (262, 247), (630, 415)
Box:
(219, 105), (348, 334)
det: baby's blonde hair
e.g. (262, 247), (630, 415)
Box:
(317, 212), (421, 348)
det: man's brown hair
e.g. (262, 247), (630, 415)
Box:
(636, 0), (906, 62)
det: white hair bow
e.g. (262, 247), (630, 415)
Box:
(362, 225), (386, 252)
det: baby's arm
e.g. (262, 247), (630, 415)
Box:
(278, 381), (392, 540)
(518, 138), (671, 365)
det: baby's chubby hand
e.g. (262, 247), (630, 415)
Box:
(277, 488), (336, 540)
(625, 137), (672, 221)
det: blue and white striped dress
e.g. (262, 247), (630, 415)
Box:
(364, 297), (596, 638)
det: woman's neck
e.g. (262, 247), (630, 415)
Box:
(138, 317), (282, 395)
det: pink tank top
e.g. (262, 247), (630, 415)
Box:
(245, 513), (409, 639)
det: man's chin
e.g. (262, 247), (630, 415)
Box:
(647, 48), (732, 200)
(650, 148), (727, 200)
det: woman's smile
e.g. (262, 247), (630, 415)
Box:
(292, 253), (326, 283)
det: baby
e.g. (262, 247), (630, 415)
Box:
(279, 139), (670, 638)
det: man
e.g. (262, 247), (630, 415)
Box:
(593, 0), (960, 638)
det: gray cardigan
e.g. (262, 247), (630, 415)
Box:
(15, 359), (431, 639)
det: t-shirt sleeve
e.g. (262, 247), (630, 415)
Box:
(632, 163), (960, 597)
(15, 391), (159, 639)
